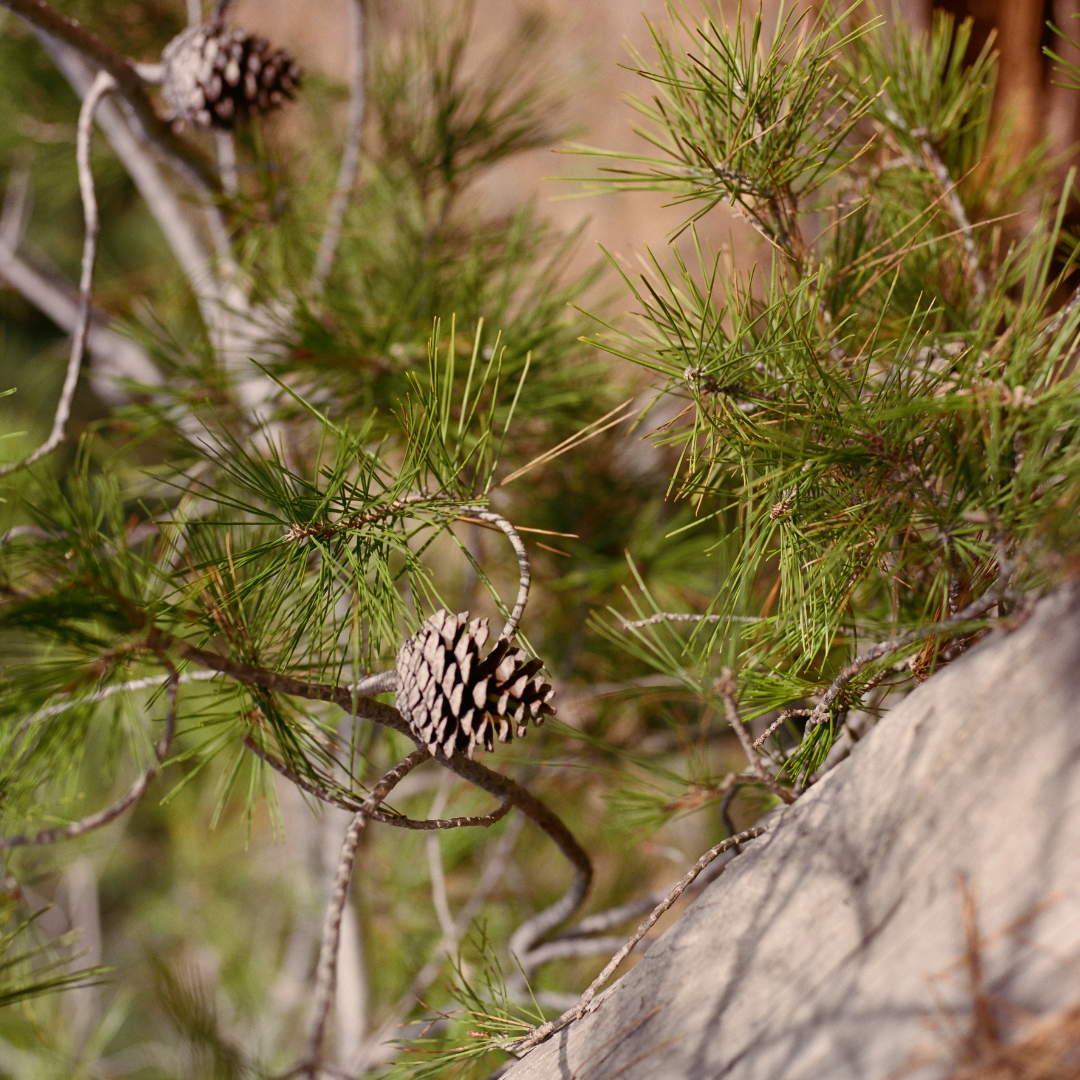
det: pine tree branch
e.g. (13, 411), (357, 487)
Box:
(0, 70), (113, 479)
(504, 826), (767, 1056)
(0, 667), (179, 849)
(243, 735), (511, 830)
(0, 0), (216, 189)
(172, 643), (595, 949)
(717, 672), (796, 805)
(804, 585), (1010, 731)
(296, 748), (430, 1079)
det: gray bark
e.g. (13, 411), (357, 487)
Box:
(505, 586), (1080, 1080)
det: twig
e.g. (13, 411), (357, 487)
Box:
(804, 586), (1008, 730)
(0, 667), (179, 848)
(37, 37), (221, 322)
(0, 70), (114, 479)
(717, 672), (795, 804)
(752, 708), (812, 750)
(459, 507), (530, 641)
(242, 735), (511, 830)
(621, 612), (761, 629)
(919, 140), (987, 303)
(215, 130), (239, 198)
(426, 775), (456, 939)
(311, 0), (366, 294)
(174, 641), (594, 948)
(355, 815), (525, 1073)
(505, 826), (767, 1056)
(297, 748), (430, 1078)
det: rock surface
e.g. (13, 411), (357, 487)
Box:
(505, 587), (1080, 1080)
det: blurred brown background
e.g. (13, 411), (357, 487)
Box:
(228, 0), (1080, 286)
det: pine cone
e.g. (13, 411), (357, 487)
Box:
(396, 610), (555, 759)
(161, 22), (301, 130)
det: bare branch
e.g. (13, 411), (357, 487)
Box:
(0, 667), (179, 848)
(355, 815), (524, 1073)
(0, 70), (114, 479)
(505, 826), (767, 1056)
(918, 140), (987, 303)
(0, 165), (160, 391)
(215, 130), (239, 198)
(460, 507), (530, 641)
(311, 0), (366, 294)
(297, 748), (430, 1077)
(38, 37), (221, 318)
(804, 586), (1008, 730)
(243, 734), (511, 830)
(752, 708), (812, 750)
(717, 672), (795, 804)
(621, 612), (760, 629)
(426, 776), (456, 939)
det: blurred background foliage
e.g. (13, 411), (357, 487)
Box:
(1, 0), (1079, 1077)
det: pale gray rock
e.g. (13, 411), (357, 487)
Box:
(505, 586), (1080, 1080)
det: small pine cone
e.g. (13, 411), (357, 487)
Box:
(396, 610), (555, 759)
(161, 22), (301, 130)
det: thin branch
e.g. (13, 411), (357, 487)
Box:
(242, 735), (510, 830)
(621, 612), (761, 629)
(505, 826), (767, 1056)
(0, 667), (179, 849)
(0, 70), (114, 479)
(0, 0), (216, 188)
(918, 140), (987, 303)
(355, 815), (524, 1074)
(717, 671), (795, 804)
(215, 130), (239, 198)
(310, 0), (366, 294)
(175, 641), (594, 944)
(38, 36), (221, 319)
(804, 586), (1008, 730)
(460, 507), (530, 641)
(297, 748), (430, 1078)
(752, 708), (812, 750)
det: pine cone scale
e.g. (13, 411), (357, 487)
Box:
(396, 610), (554, 759)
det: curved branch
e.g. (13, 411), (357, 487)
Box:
(0, 70), (114, 479)
(175, 641), (594, 946)
(717, 672), (795, 805)
(243, 735), (511, 830)
(298, 748), (430, 1076)
(0, 667), (179, 848)
(805, 586), (1008, 730)
(460, 507), (530, 641)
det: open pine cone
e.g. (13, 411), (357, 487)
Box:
(161, 21), (301, 130)
(396, 610), (555, 759)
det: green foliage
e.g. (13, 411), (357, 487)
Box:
(583, 2), (1080, 800)
(2, 0), (1080, 1073)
